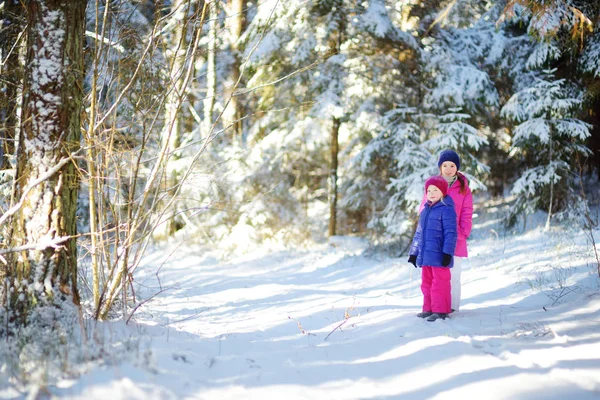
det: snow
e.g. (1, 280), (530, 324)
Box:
(359, 0), (395, 38)
(526, 41), (561, 70)
(3, 199), (599, 399)
(28, 4), (66, 157)
(527, 4), (565, 38)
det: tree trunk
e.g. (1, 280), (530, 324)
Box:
(327, 7), (344, 238)
(160, 0), (193, 236)
(225, 0), (245, 144)
(163, 0), (190, 162)
(545, 144), (554, 231)
(10, 0), (86, 312)
(203, 0), (218, 135)
(0, 1), (25, 169)
(328, 117), (340, 237)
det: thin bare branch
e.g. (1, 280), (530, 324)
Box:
(0, 154), (82, 226)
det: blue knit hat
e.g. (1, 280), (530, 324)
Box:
(437, 149), (460, 170)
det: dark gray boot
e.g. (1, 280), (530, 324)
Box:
(417, 311), (433, 318)
(426, 313), (448, 322)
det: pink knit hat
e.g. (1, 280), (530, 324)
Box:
(425, 176), (448, 196)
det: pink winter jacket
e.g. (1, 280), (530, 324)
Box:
(419, 174), (473, 257)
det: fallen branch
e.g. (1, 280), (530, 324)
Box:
(324, 301), (357, 341)
(550, 286), (579, 306)
(324, 317), (351, 341)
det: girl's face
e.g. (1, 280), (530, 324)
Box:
(427, 185), (443, 203)
(440, 161), (458, 178)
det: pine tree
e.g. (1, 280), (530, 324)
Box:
(225, 0), (419, 244)
(346, 105), (487, 239)
(501, 69), (592, 227)
(344, 106), (425, 238)
(581, 32), (600, 77)
(7, 0), (86, 317)
(344, 0), (495, 240)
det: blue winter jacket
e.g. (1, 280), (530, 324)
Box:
(410, 196), (458, 268)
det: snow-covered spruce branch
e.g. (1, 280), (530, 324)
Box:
(0, 154), (81, 227)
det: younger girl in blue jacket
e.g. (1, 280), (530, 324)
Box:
(408, 176), (458, 321)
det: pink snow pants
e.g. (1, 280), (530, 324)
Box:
(421, 266), (451, 313)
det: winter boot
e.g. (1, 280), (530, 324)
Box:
(426, 313), (448, 322)
(417, 311), (433, 318)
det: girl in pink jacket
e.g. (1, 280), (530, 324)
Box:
(420, 149), (473, 312)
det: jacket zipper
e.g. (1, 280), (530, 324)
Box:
(421, 203), (432, 259)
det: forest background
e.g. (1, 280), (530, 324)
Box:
(0, 0), (599, 359)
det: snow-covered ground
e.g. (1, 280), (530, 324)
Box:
(3, 203), (600, 399)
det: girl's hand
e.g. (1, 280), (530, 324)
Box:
(442, 253), (452, 266)
(408, 255), (417, 267)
